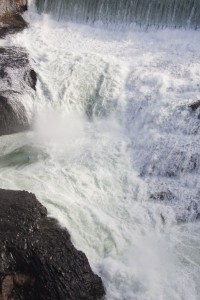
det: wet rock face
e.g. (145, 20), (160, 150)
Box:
(0, 47), (37, 136)
(0, 189), (105, 300)
(0, 1), (28, 38)
(0, 14), (27, 37)
(189, 100), (200, 112)
(0, 0), (27, 16)
(14, 0), (28, 12)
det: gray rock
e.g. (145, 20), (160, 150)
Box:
(0, 47), (37, 136)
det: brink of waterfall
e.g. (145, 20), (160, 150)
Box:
(36, 0), (200, 29)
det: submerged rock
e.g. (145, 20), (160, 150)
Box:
(141, 150), (200, 178)
(0, 47), (37, 136)
(176, 200), (200, 224)
(0, 189), (105, 300)
(150, 190), (176, 202)
(189, 99), (200, 111)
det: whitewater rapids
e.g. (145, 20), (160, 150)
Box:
(0, 6), (200, 300)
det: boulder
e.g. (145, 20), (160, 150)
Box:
(189, 99), (200, 111)
(0, 189), (105, 300)
(0, 1), (28, 37)
(0, 14), (27, 37)
(0, 0), (27, 16)
(0, 47), (37, 136)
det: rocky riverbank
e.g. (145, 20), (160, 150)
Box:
(0, 189), (105, 300)
(0, 47), (37, 136)
(0, 0), (27, 37)
(0, 2), (105, 299)
(0, 0), (35, 136)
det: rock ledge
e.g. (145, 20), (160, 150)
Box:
(0, 189), (105, 300)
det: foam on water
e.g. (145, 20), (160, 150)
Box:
(0, 6), (200, 300)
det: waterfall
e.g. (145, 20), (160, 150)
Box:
(1, 1), (200, 299)
(35, 0), (200, 29)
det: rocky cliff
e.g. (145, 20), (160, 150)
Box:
(0, 47), (36, 136)
(0, 189), (105, 300)
(0, 0), (36, 136)
(0, 0), (27, 16)
(0, 0), (28, 37)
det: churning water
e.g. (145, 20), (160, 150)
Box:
(1, 1), (200, 299)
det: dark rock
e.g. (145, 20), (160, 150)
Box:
(0, 47), (37, 136)
(189, 100), (200, 111)
(150, 190), (175, 202)
(0, 189), (105, 300)
(25, 69), (37, 91)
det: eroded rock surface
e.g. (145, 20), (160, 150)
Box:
(0, 14), (27, 38)
(0, 47), (36, 136)
(0, 0), (27, 17)
(0, 1), (28, 37)
(0, 189), (105, 300)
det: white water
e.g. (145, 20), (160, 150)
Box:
(1, 5), (200, 300)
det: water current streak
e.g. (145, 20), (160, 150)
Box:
(36, 0), (200, 29)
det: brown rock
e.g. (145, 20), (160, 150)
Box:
(0, 1), (27, 38)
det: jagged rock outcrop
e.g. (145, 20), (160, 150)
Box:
(0, 1), (27, 37)
(0, 47), (36, 136)
(0, 189), (105, 300)
(0, 14), (27, 37)
(0, 1), (35, 136)
(0, 0), (27, 16)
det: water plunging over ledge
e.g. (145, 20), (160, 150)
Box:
(1, 0), (200, 299)
(36, 0), (200, 29)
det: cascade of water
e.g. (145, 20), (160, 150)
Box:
(1, 2), (199, 299)
(35, 0), (200, 29)
(3, 21), (200, 298)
